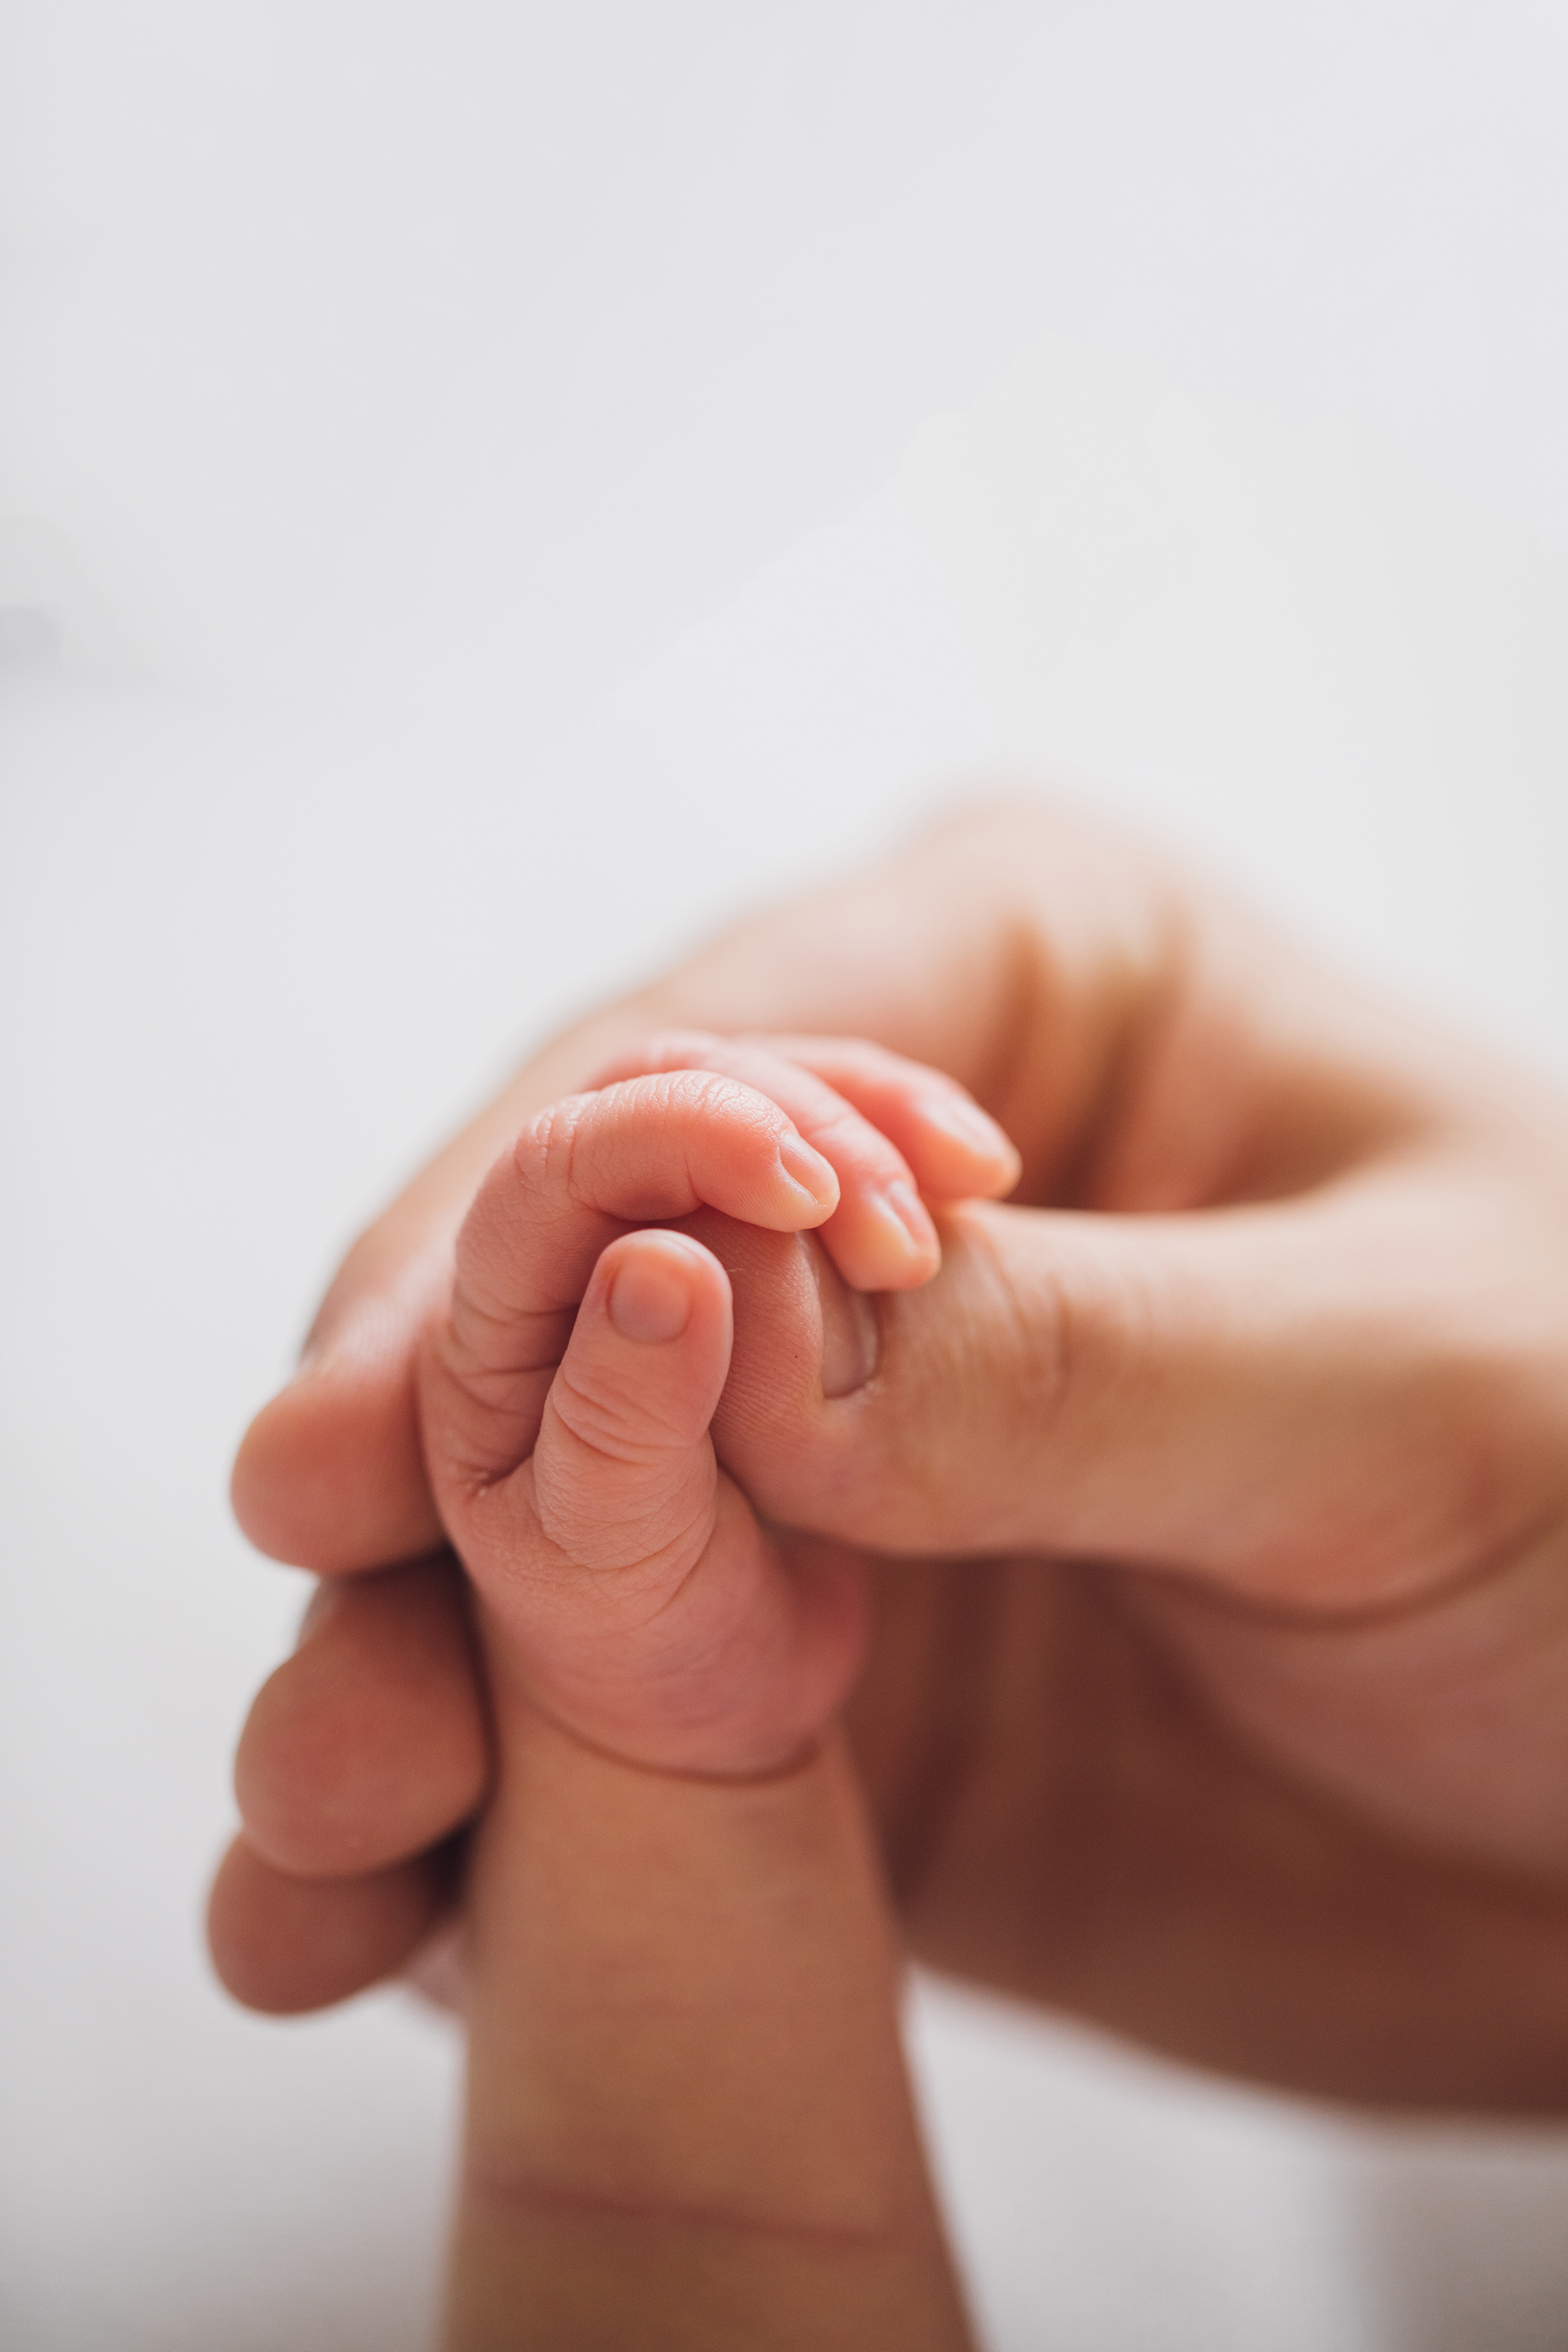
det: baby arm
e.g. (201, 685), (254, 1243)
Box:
(417, 1062), (989, 2348)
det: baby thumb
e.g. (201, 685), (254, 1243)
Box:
(526, 1231), (733, 1585)
(421, 1227), (734, 1623)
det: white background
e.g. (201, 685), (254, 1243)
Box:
(4, 5), (1568, 2347)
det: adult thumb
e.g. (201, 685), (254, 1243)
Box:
(713, 1169), (1533, 1616)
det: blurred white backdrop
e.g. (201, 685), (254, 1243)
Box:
(4, 5), (1568, 2347)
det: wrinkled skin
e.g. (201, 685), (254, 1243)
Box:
(213, 800), (1568, 2110)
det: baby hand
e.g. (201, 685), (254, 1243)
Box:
(417, 1038), (1016, 1776)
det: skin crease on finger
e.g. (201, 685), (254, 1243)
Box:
(227, 1198), (1568, 2093)
(711, 1192), (1568, 1883)
(421, 1179), (879, 1778)
(218, 801), (1568, 2109)
(410, 1111), (974, 2344)
(212, 1241), (871, 2007)
(214, 1054), (963, 1998)
(229, 800), (1442, 1570)
(216, 1239), (868, 2000)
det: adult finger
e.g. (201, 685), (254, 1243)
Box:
(229, 799), (1185, 1576)
(207, 1832), (454, 2014)
(229, 1013), (684, 1574)
(235, 1560), (490, 1878)
(707, 1158), (1566, 1616)
(228, 801), (1191, 1576)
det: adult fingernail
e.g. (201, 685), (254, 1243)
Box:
(607, 1252), (694, 1343)
(777, 1129), (840, 1212)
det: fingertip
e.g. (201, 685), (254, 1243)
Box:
(814, 1175), (943, 1295)
(233, 1560), (489, 1878)
(526, 1227), (731, 1583)
(230, 1345), (444, 1575)
(886, 1176), (940, 1257)
(862, 1180), (943, 1287)
(604, 1233), (703, 1343)
(910, 1093), (1023, 1199)
(206, 1833), (451, 2015)
(574, 1229), (732, 1393)
(776, 1126), (841, 1220)
(972, 1131), (1024, 1199)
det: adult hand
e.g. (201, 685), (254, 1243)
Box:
(211, 799), (1568, 2110)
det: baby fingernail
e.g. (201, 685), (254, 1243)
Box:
(875, 1179), (937, 1256)
(923, 1094), (1014, 1160)
(607, 1254), (693, 1343)
(777, 1129), (840, 1211)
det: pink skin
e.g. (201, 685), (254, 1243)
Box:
(213, 1038), (1016, 2010)
(585, 1031), (1020, 1288)
(223, 1034), (1017, 1581)
(205, 801), (1568, 2119)
(407, 1065), (989, 2347)
(416, 1059), (1016, 1776)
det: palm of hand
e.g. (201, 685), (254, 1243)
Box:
(746, 916), (1568, 2109)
